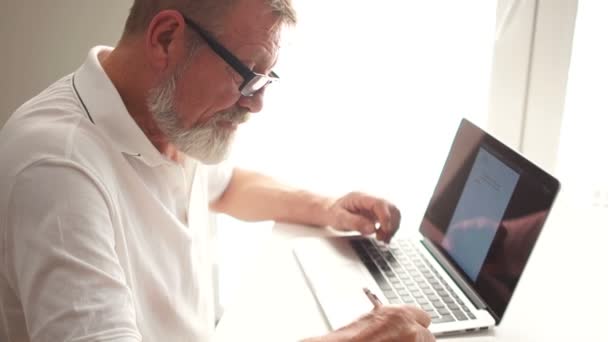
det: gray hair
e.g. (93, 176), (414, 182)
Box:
(123, 0), (296, 36)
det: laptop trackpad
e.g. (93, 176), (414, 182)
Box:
(294, 238), (379, 329)
(306, 263), (376, 329)
(317, 265), (373, 329)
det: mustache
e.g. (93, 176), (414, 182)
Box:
(212, 108), (250, 125)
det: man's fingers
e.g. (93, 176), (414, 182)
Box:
(346, 194), (398, 242)
(340, 211), (376, 235)
(370, 201), (391, 241)
(334, 193), (402, 240)
(374, 203), (401, 243)
(404, 305), (432, 328)
(387, 205), (401, 241)
(416, 325), (436, 342)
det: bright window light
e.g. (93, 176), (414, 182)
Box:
(556, 2), (608, 207)
(218, 1), (497, 308)
(231, 1), (496, 224)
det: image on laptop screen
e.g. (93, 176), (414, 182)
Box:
(420, 119), (560, 322)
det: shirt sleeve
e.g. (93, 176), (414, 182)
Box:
(206, 161), (234, 203)
(3, 159), (142, 342)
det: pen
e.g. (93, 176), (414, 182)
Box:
(363, 287), (383, 309)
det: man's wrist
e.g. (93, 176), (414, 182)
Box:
(310, 194), (334, 227)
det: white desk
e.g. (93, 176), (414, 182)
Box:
(214, 199), (608, 341)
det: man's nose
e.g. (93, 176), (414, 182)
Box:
(237, 88), (265, 113)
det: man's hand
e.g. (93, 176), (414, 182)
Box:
(326, 192), (401, 243)
(303, 305), (435, 342)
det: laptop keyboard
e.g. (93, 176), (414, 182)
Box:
(350, 238), (477, 324)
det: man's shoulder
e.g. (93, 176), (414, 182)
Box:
(0, 75), (118, 186)
(11, 74), (83, 124)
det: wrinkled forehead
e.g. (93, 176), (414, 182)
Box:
(218, 0), (284, 48)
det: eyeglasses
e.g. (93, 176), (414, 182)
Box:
(182, 15), (279, 97)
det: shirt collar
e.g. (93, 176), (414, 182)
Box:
(73, 46), (172, 167)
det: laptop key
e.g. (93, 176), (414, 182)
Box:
(432, 315), (456, 324)
(406, 284), (417, 292)
(431, 300), (445, 309)
(393, 283), (405, 290)
(377, 281), (392, 291)
(447, 303), (460, 311)
(438, 308), (451, 316)
(364, 263), (392, 290)
(388, 297), (402, 305)
(415, 298), (429, 306)
(383, 290), (399, 300)
(454, 311), (469, 321)
(439, 293), (451, 301)
(402, 298), (416, 305)
(421, 304), (434, 312)
(422, 288), (435, 296)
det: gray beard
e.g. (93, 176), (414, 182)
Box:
(146, 70), (249, 164)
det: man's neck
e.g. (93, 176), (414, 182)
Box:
(100, 43), (182, 163)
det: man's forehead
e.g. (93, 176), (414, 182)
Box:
(219, 0), (283, 42)
(218, 1), (283, 67)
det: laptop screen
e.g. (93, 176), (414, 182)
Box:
(420, 119), (560, 323)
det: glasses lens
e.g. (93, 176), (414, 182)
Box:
(250, 76), (269, 91)
(241, 75), (270, 96)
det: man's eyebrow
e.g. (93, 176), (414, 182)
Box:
(244, 52), (278, 73)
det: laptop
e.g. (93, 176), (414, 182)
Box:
(293, 118), (560, 336)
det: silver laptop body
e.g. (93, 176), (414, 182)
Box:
(293, 119), (560, 336)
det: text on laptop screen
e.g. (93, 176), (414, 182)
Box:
(420, 119), (559, 322)
(442, 147), (520, 281)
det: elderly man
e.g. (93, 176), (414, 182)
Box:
(0, 0), (434, 341)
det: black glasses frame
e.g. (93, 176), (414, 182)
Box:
(182, 15), (279, 97)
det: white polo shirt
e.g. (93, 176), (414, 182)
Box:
(0, 46), (233, 342)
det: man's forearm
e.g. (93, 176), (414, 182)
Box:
(210, 168), (333, 226)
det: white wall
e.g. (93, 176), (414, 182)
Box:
(0, 1), (130, 127)
(488, 0), (577, 173)
(519, 0), (577, 172)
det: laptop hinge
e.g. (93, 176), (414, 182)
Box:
(421, 238), (491, 313)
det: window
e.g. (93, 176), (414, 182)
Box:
(218, 0), (498, 308)
(555, 2), (608, 208)
(231, 1), (496, 220)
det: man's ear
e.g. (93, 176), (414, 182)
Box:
(145, 10), (188, 72)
